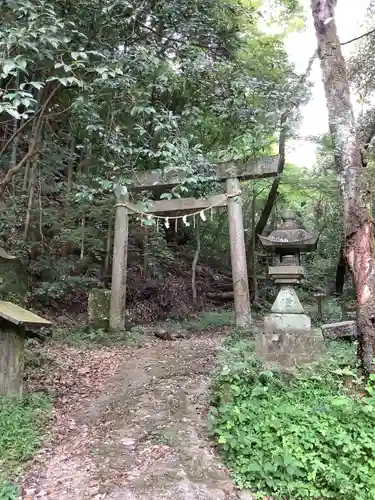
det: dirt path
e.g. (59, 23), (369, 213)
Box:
(22, 329), (242, 500)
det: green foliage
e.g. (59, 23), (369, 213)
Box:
(301, 295), (343, 326)
(0, 393), (51, 482)
(0, 481), (19, 500)
(209, 340), (375, 499)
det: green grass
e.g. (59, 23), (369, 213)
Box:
(55, 311), (237, 345)
(0, 393), (51, 498)
(183, 310), (235, 332)
(209, 337), (375, 499)
(53, 325), (144, 347)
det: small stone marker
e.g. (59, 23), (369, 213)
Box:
(237, 491), (254, 500)
(88, 288), (111, 328)
(321, 320), (357, 340)
(313, 288), (326, 318)
(0, 301), (51, 395)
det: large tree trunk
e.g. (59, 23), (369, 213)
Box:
(311, 0), (375, 374)
(335, 242), (346, 295)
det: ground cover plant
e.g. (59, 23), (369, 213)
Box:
(0, 394), (51, 499)
(209, 339), (375, 499)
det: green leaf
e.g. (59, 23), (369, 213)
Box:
(160, 193), (172, 200)
(2, 61), (16, 76)
(6, 109), (21, 119)
(331, 396), (351, 407)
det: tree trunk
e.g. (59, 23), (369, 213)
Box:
(24, 164), (36, 241)
(103, 213), (113, 282)
(67, 137), (76, 192)
(143, 225), (150, 279)
(192, 217), (201, 302)
(335, 242), (346, 295)
(252, 133), (285, 241)
(250, 185), (258, 301)
(311, 0), (375, 374)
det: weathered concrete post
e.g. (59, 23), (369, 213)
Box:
(109, 185), (129, 331)
(226, 177), (252, 327)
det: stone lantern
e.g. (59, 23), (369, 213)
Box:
(258, 209), (321, 364)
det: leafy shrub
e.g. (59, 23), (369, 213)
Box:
(209, 340), (375, 499)
(0, 394), (51, 484)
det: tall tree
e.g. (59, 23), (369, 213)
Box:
(311, 0), (375, 374)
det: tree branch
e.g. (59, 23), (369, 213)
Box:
(0, 84), (61, 157)
(0, 84), (60, 203)
(0, 114), (36, 157)
(341, 27), (375, 46)
(0, 147), (40, 200)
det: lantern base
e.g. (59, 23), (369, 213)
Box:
(260, 313), (324, 366)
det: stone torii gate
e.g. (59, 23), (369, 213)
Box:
(109, 155), (279, 331)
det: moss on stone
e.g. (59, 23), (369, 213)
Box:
(88, 289), (111, 328)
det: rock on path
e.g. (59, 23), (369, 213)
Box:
(22, 332), (241, 500)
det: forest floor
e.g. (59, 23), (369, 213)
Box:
(21, 324), (247, 500)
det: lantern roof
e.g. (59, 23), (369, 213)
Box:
(258, 209), (318, 253)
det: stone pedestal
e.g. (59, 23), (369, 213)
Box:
(260, 286), (324, 366)
(264, 312), (311, 335)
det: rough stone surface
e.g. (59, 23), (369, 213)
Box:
(260, 315), (324, 366)
(88, 289), (111, 327)
(236, 490), (254, 500)
(264, 312), (311, 334)
(321, 320), (357, 340)
(271, 286), (304, 314)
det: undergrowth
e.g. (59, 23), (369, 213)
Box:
(209, 339), (375, 499)
(183, 310), (235, 331)
(0, 394), (51, 499)
(53, 325), (143, 346)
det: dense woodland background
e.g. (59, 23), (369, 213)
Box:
(0, 0), (374, 325)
